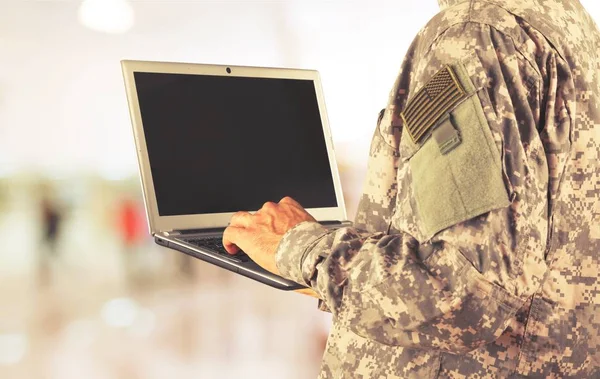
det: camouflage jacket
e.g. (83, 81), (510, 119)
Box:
(276, 0), (600, 377)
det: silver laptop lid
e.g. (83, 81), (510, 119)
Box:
(122, 60), (347, 234)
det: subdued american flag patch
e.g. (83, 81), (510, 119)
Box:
(400, 66), (467, 144)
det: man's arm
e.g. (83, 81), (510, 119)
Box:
(273, 22), (549, 353)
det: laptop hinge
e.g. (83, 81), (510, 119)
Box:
(320, 220), (343, 226)
(167, 227), (226, 236)
(164, 222), (349, 237)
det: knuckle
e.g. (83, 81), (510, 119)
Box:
(230, 211), (250, 225)
(232, 211), (247, 219)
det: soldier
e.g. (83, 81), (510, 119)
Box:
(224, 0), (600, 377)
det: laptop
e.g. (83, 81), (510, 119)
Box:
(121, 60), (351, 290)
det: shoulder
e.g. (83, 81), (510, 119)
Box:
(405, 1), (543, 98)
(415, 0), (534, 59)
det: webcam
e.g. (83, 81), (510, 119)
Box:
(226, 67), (232, 74)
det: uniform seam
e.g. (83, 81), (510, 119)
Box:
(433, 351), (443, 378)
(514, 296), (539, 375)
(544, 95), (572, 263)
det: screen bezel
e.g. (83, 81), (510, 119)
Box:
(121, 60), (347, 233)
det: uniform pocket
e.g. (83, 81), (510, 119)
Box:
(399, 61), (511, 241)
(348, 245), (524, 352)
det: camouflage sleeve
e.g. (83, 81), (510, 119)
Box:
(276, 21), (549, 353)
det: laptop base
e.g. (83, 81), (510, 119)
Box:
(155, 233), (305, 290)
(154, 220), (351, 291)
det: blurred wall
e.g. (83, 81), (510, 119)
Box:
(1, 1), (598, 175)
(0, 1), (439, 177)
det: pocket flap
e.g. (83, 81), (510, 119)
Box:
(398, 61), (510, 240)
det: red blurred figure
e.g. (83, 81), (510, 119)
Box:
(116, 197), (148, 286)
(116, 198), (146, 249)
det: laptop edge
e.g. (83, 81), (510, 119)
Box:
(121, 59), (351, 290)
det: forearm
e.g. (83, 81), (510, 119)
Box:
(275, 212), (534, 353)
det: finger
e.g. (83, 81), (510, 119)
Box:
(222, 226), (246, 254)
(279, 196), (302, 207)
(229, 211), (253, 228)
(261, 201), (278, 212)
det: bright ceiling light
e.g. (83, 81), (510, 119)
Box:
(78, 0), (135, 34)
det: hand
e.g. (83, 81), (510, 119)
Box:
(223, 196), (316, 276)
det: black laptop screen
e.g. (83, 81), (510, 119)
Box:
(134, 71), (338, 216)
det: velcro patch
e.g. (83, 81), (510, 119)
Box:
(434, 118), (462, 155)
(400, 66), (467, 144)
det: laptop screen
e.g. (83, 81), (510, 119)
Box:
(134, 72), (338, 216)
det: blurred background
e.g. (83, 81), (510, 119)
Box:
(0, 1), (597, 378)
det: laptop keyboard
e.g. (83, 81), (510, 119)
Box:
(181, 236), (250, 263)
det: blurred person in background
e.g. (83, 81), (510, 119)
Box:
(38, 187), (64, 286)
(223, 0), (600, 377)
(115, 195), (197, 285)
(115, 196), (148, 286)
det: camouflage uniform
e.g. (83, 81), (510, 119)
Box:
(276, 0), (600, 377)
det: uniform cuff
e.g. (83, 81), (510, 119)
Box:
(275, 221), (330, 285)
